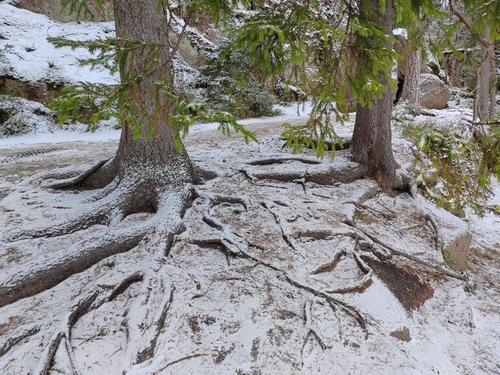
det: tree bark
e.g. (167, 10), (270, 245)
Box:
(112, 0), (194, 184)
(448, 3), (496, 123)
(487, 42), (496, 121)
(399, 49), (421, 109)
(476, 40), (491, 122)
(352, 0), (400, 190)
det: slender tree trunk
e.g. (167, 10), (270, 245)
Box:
(352, 0), (401, 190)
(488, 43), (496, 120)
(477, 42), (491, 122)
(473, 29), (497, 123)
(113, 0), (193, 184)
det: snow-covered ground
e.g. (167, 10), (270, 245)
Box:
(0, 2), (498, 374)
(0, 2), (117, 85)
(0, 120), (498, 374)
(0, 101), (318, 148)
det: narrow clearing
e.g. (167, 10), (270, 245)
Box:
(0, 121), (498, 374)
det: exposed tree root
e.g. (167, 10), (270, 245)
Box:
(302, 299), (327, 354)
(261, 201), (304, 258)
(155, 353), (208, 372)
(342, 220), (467, 281)
(45, 159), (113, 190)
(344, 200), (396, 220)
(35, 168), (86, 184)
(310, 250), (347, 274)
(326, 249), (374, 294)
(424, 214), (441, 252)
(37, 292), (98, 375)
(237, 169), (289, 190)
(0, 185), (193, 308)
(136, 285), (175, 364)
(108, 272), (144, 302)
(0, 227), (148, 308)
(38, 331), (65, 375)
(246, 157), (321, 166)
(0, 326), (41, 357)
(241, 161), (369, 186)
(37, 272), (145, 375)
(4, 184), (133, 242)
(193, 196), (372, 338)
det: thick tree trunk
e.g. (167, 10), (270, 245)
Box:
(352, 0), (401, 190)
(399, 49), (421, 109)
(112, 0), (194, 184)
(0, 0), (199, 313)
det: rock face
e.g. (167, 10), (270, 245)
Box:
(15, 0), (113, 22)
(0, 76), (63, 105)
(419, 73), (450, 109)
(0, 95), (57, 136)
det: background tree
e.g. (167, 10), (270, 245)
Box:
(394, 22), (427, 110)
(448, 0), (498, 123)
(234, 0), (435, 190)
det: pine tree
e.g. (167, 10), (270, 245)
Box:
(1, 0), (256, 306)
(234, 0), (436, 190)
(351, 0), (401, 190)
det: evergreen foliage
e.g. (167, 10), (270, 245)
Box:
(196, 42), (278, 118)
(404, 124), (499, 216)
(48, 0), (257, 145)
(232, 0), (437, 157)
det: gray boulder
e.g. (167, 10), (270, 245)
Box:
(419, 74), (450, 110)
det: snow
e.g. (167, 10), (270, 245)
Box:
(0, 3), (117, 85)
(0, 102), (315, 148)
(0, 106), (499, 374)
(393, 28), (408, 39)
(0, 2), (499, 374)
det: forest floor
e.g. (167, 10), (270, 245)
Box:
(0, 118), (499, 375)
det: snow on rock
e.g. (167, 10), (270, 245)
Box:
(0, 94), (58, 136)
(0, 2), (117, 86)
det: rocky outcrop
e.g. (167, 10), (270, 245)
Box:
(15, 0), (113, 22)
(419, 73), (450, 109)
(0, 95), (57, 136)
(0, 76), (63, 105)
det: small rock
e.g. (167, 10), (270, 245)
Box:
(419, 73), (450, 109)
(390, 327), (411, 342)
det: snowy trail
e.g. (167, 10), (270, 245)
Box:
(0, 103), (319, 149)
